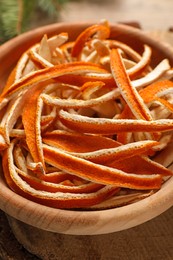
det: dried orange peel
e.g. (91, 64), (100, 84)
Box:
(1, 21), (173, 209)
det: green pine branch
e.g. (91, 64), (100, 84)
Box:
(0, 0), (68, 43)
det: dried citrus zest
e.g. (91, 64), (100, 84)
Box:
(17, 167), (104, 194)
(127, 44), (152, 78)
(29, 33), (69, 68)
(41, 87), (119, 108)
(110, 155), (173, 176)
(60, 41), (74, 51)
(1, 62), (108, 99)
(41, 106), (57, 131)
(110, 48), (152, 120)
(48, 33), (69, 50)
(91, 39), (110, 58)
(140, 156), (173, 176)
(65, 140), (159, 164)
(42, 130), (121, 154)
(3, 68), (17, 93)
(2, 93), (29, 144)
(117, 132), (132, 145)
(88, 191), (154, 210)
(37, 34), (52, 62)
(3, 52), (29, 93)
(71, 24), (110, 58)
(48, 130), (117, 149)
(154, 97), (173, 113)
(162, 68), (173, 80)
(43, 133), (158, 163)
(116, 106), (133, 144)
(59, 109), (173, 134)
(22, 83), (46, 171)
(40, 170), (76, 183)
(0, 134), (8, 150)
(152, 134), (172, 151)
(122, 58), (136, 71)
(30, 33), (68, 59)
(26, 153), (45, 175)
(13, 144), (28, 172)
(139, 80), (173, 103)
(80, 81), (105, 94)
(3, 140), (120, 208)
(1, 22), (173, 210)
(57, 73), (115, 88)
(60, 41), (74, 63)
(107, 39), (142, 62)
(29, 49), (53, 69)
(43, 143), (162, 190)
(9, 129), (25, 138)
(132, 59), (171, 89)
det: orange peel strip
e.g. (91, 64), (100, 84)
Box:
(88, 190), (154, 210)
(57, 73), (115, 88)
(3, 52), (29, 93)
(29, 49), (53, 69)
(154, 97), (173, 113)
(42, 130), (121, 152)
(71, 24), (110, 58)
(109, 155), (173, 176)
(110, 48), (152, 120)
(116, 81), (173, 143)
(22, 83), (46, 171)
(107, 39), (142, 62)
(1, 62), (109, 99)
(139, 80), (173, 103)
(41, 88), (119, 108)
(43, 134), (158, 164)
(2, 92), (29, 144)
(58, 110), (173, 134)
(13, 144), (28, 173)
(127, 45), (152, 78)
(43, 143), (162, 190)
(65, 140), (158, 164)
(3, 141), (119, 208)
(16, 168), (104, 194)
(132, 59), (171, 89)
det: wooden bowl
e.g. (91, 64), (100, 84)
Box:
(0, 22), (173, 237)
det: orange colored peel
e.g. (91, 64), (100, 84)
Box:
(110, 48), (152, 121)
(71, 23), (110, 58)
(1, 21), (173, 209)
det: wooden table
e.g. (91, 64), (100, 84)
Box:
(1, 0), (173, 259)
(59, 0), (173, 31)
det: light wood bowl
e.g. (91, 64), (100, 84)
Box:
(0, 22), (173, 236)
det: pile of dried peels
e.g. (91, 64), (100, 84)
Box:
(1, 21), (173, 209)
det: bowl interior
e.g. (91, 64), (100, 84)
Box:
(0, 22), (173, 235)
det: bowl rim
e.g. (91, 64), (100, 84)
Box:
(1, 171), (173, 235)
(0, 21), (173, 235)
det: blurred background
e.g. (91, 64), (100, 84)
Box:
(0, 0), (173, 42)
